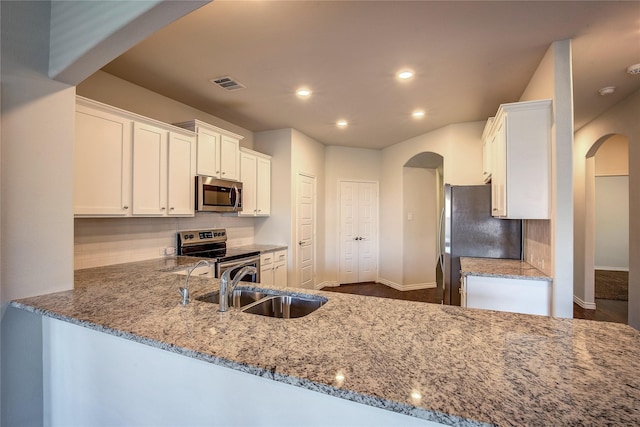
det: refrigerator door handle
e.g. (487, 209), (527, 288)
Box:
(438, 206), (445, 272)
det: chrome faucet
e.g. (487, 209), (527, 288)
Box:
(179, 260), (212, 305)
(218, 266), (257, 312)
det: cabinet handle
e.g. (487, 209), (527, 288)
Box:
(221, 172), (226, 175)
(161, 207), (166, 210)
(170, 207), (175, 211)
(299, 241), (304, 246)
(216, 170), (220, 174)
(123, 206), (129, 210)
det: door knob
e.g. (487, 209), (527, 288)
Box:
(298, 241), (304, 246)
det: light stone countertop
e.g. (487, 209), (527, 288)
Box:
(231, 243), (288, 254)
(11, 257), (640, 426)
(460, 257), (551, 281)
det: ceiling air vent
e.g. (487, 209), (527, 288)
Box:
(209, 76), (246, 91)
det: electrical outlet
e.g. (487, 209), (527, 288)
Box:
(163, 247), (176, 256)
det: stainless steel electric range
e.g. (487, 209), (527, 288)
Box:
(177, 229), (260, 282)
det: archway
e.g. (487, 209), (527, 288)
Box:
(583, 133), (629, 321)
(402, 152), (444, 293)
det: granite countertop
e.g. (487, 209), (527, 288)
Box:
(460, 257), (551, 281)
(11, 258), (640, 426)
(231, 243), (288, 254)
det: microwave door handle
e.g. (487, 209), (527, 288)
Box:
(232, 185), (240, 210)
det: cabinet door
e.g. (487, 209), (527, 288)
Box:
(196, 127), (220, 177)
(74, 105), (132, 216)
(239, 152), (257, 216)
(491, 119), (506, 217)
(259, 252), (274, 285)
(466, 275), (550, 316)
(220, 135), (240, 181)
(167, 132), (196, 216)
(274, 250), (287, 286)
(256, 156), (271, 216)
(132, 122), (167, 216)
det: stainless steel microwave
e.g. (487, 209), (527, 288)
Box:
(196, 176), (243, 212)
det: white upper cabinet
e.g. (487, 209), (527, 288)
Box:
(167, 132), (197, 216)
(132, 122), (168, 216)
(74, 96), (196, 218)
(488, 99), (552, 219)
(238, 148), (271, 217)
(220, 134), (241, 181)
(174, 120), (243, 181)
(74, 101), (132, 216)
(481, 117), (494, 184)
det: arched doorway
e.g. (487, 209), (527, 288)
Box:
(402, 152), (444, 294)
(583, 134), (629, 322)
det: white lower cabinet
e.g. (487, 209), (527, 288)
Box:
(260, 250), (287, 287)
(462, 275), (551, 316)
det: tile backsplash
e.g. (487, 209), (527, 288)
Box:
(523, 219), (552, 276)
(74, 214), (255, 270)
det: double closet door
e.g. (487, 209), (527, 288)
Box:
(339, 181), (378, 284)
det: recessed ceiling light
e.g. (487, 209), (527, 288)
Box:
(336, 119), (348, 127)
(627, 63), (640, 75)
(598, 86), (616, 96)
(296, 88), (312, 97)
(412, 110), (426, 119)
(397, 70), (414, 80)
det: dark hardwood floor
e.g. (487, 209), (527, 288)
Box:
(321, 282), (441, 303)
(573, 299), (628, 324)
(321, 282), (628, 325)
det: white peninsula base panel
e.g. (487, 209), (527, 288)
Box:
(43, 317), (441, 427)
(463, 275), (551, 316)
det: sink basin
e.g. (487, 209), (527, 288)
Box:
(242, 295), (327, 319)
(196, 288), (274, 308)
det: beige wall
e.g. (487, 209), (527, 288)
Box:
(254, 128), (326, 289)
(595, 135), (628, 176)
(519, 39), (574, 318)
(324, 146), (381, 285)
(379, 122), (485, 286)
(402, 167), (437, 286)
(574, 89), (640, 329)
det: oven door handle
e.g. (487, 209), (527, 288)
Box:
(217, 256), (260, 270)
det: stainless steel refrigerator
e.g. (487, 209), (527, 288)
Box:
(437, 184), (522, 306)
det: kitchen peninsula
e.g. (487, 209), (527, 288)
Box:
(11, 258), (640, 426)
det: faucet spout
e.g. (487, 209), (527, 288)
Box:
(179, 260), (212, 305)
(218, 266), (258, 312)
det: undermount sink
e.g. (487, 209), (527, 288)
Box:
(242, 295), (327, 319)
(196, 288), (274, 308)
(196, 287), (327, 318)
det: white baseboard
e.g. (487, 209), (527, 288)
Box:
(377, 278), (437, 291)
(574, 295), (596, 310)
(594, 266), (629, 272)
(315, 281), (339, 290)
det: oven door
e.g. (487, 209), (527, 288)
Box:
(215, 255), (260, 283)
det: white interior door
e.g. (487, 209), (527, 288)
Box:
(339, 181), (378, 284)
(297, 173), (315, 289)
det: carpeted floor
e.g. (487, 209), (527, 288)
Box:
(595, 270), (628, 301)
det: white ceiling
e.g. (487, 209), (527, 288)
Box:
(102, 1), (640, 149)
